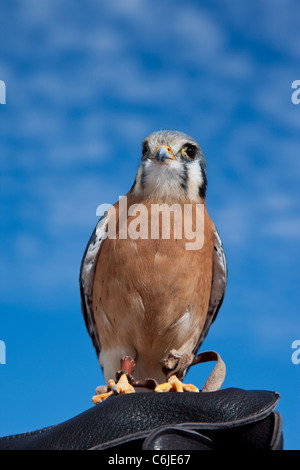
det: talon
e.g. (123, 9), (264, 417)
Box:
(168, 375), (184, 392)
(92, 390), (114, 404)
(154, 374), (199, 393)
(183, 383), (199, 392)
(154, 382), (173, 393)
(92, 373), (135, 404)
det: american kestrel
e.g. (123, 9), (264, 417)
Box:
(80, 130), (227, 402)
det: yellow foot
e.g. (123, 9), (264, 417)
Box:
(154, 374), (199, 393)
(92, 373), (135, 404)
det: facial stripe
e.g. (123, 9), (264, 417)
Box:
(180, 162), (188, 193)
(140, 161), (146, 191)
(198, 159), (207, 198)
(130, 178), (136, 192)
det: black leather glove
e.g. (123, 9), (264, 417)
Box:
(0, 388), (283, 450)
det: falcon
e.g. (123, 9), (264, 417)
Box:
(80, 130), (227, 402)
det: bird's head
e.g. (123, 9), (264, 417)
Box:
(131, 130), (207, 202)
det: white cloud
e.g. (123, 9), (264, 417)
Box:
(217, 0), (300, 59)
(264, 216), (300, 239)
(1, 0), (299, 313)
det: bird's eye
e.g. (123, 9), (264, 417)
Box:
(142, 141), (149, 157)
(181, 144), (197, 160)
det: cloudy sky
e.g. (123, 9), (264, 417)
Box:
(0, 0), (299, 449)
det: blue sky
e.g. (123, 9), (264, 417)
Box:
(0, 0), (299, 450)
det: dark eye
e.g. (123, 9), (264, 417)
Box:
(182, 144), (197, 160)
(142, 141), (149, 157)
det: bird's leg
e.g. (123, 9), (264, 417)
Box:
(92, 373), (135, 404)
(92, 356), (136, 404)
(154, 350), (199, 393)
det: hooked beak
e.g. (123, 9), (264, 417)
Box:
(153, 145), (175, 164)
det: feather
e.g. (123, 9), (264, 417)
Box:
(79, 213), (108, 359)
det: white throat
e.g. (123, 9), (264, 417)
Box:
(133, 158), (204, 203)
